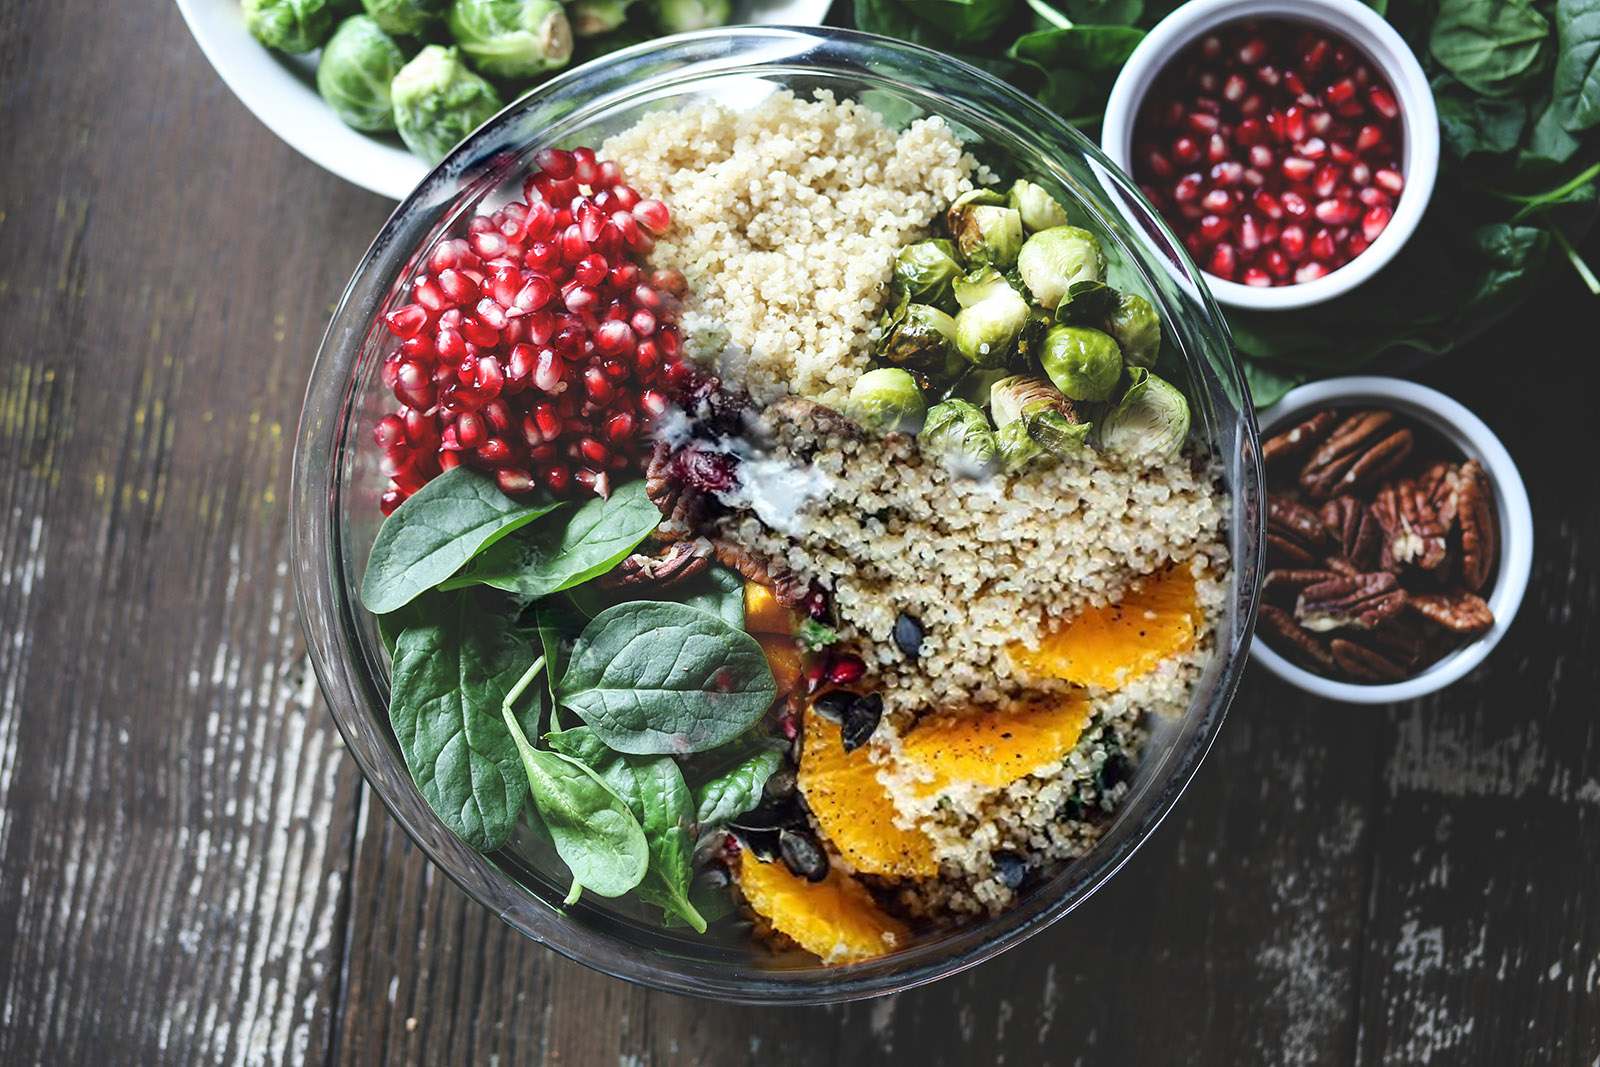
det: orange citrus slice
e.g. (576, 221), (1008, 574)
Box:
(798, 709), (937, 878)
(900, 690), (1092, 797)
(1008, 565), (1199, 690)
(737, 854), (909, 964)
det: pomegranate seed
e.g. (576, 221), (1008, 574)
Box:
(1223, 73), (1248, 102)
(429, 238), (475, 273)
(1242, 168), (1266, 188)
(1200, 188), (1235, 214)
(594, 319), (636, 356)
(563, 283), (599, 313)
(380, 489), (404, 515)
(1282, 156), (1315, 182)
(475, 297), (509, 330)
(633, 199), (671, 235)
(535, 148), (575, 180)
(1242, 267), (1273, 287)
(1186, 111), (1220, 135)
(640, 389), (669, 418)
(1325, 78), (1356, 105)
(1199, 214), (1231, 241)
(394, 362), (434, 409)
(384, 304), (429, 339)
(603, 410), (636, 442)
(437, 269), (479, 306)
(578, 436), (610, 466)
(1313, 164), (1340, 198)
(1254, 190), (1284, 218)
(826, 653), (866, 686)
(1374, 168), (1404, 195)
(456, 411), (487, 448)
(461, 316), (500, 348)
(1284, 105), (1307, 141)
(374, 414), (407, 449)
(1346, 233), (1371, 257)
(572, 147), (600, 187)
(525, 240), (560, 271)
(1238, 213), (1262, 251)
(1210, 160), (1244, 186)
(630, 308), (657, 337)
(1281, 190), (1310, 218)
(597, 160), (624, 188)
(1311, 227), (1337, 261)
(584, 366), (614, 404)
(469, 230), (508, 259)
(574, 253), (609, 287)
(1263, 249), (1290, 278)
(1208, 242), (1237, 279)
(611, 184), (641, 211)
(1314, 199), (1354, 225)
(610, 210), (643, 248)
(1249, 144), (1275, 169)
(1172, 136), (1201, 164)
(1257, 64), (1282, 87)
(1356, 124), (1384, 152)
(651, 268), (686, 295)
(1280, 224), (1307, 260)
(560, 224), (590, 263)
(1358, 185), (1390, 207)
(1207, 133), (1229, 163)
(1295, 262), (1329, 282)
(1239, 37), (1267, 64)
(1362, 205), (1392, 241)
(1297, 137), (1327, 160)
(657, 326), (681, 358)
(1303, 39), (1329, 71)
(533, 348), (564, 392)
(477, 437), (513, 466)
(1368, 87), (1399, 119)
(496, 467), (534, 494)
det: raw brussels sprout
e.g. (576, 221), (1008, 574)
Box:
(989, 375), (1092, 455)
(1007, 179), (1070, 233)
(1017, 226), (1105, 312)
(878, 303), (963, 388)
(317, 16), (406, 132)
(995, 420), (1045, 472)
(918, 399), (999, 475)
(364, 0), (447, 36)
(648, 0), (732, 32)
(893, 240), (963, 311)
(1041, 324), (1123, 402)
(847, 368), (927, 435)
(568, 0), (632, 35)
(1098, 368), (1190, 461)
(952, 269), (1030, 368)
(947, 189), (1023, 269)
(448, 0), (573, 78)
(1104, 291), (1162, 369)
(243, 0), (340, 53)
(392, 45), (505, 164)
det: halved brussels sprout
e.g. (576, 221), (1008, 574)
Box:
(392, 45), (505, 165)
(953, 269), (1030, 368)
(947, 190), (1023, 269)
(1098, 368), (1190, 460)
(996, 420), (1045, 472)
(878, 303), (963, 388)
(1007, 179), (1070, 233)
(363, 0), (447, 36)
(893, 240), (963, 311)
(244, 0), (340, 53)
(567, 0), (632, 34)
(1105, 291), (1162, 369)
(317, 16), (406, 132)
(847, 368), (927, 435)
(918, 398), (999, 475)
(1040, 324), (1123, 402)
(1017, 226), (1105, 312)
(989, 376), (1092, 455)
(449, 0), (573, 78)
(648, 0), (732, 32)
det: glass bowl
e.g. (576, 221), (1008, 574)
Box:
(290, 25), (1266, 1004)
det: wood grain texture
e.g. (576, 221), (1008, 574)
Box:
(2, 1), (1600, 1064)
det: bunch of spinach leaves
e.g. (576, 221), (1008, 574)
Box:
(849, 0), (1599, 403)
(362, 468), (786, 929)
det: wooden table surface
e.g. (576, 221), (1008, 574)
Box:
(3, 3), (1598, 1064)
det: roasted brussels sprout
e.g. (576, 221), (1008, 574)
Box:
(1007, 179), (1070, 233)
(392, 45), (505, 165)
(996, 420), (1045, 472)
(953, 269), (1030, 368)
(878, 303), (963, 387)
(568, 0), (632, 35)
(946, 189), (1023, 269)
(893, 240), (963, 311)
(1053, 279), (1117, 325)
(989, 375), (1092, 455)
(1104, 291), (1162, 369)
(1098, 368), (1191, 461)
(847, 368), (927, 435)
(244, 0), (340, 53)
(363, 0), (447, 36)
(1040, 324), (1123, 402)
(317, 16), (406, 132)
(918, 399), (999, 474)
(448, 0), (573, 77)
(1017, 226), (1105, 312)
(648, 0), (732, 32)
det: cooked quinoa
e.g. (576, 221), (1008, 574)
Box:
(602, 90), (981, 407)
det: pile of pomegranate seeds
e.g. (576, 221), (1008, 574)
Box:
(374, 146), (689, 513)
(1132, 19), (1406, 287)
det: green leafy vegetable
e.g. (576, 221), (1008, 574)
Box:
(1429, 0), (1550, 98)
(1008, 26), (1144, 120)
(598, 755), (706, 931)
(443, 479), (659, 599)
(556, 601), (777, 755)
(693, 744), (784, 827)
(1555, 0), (1600, 130)
(797, 618), (841, 650)
(388, 593), (536, 852)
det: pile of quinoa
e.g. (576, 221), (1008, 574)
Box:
(601, 89), (980, 407)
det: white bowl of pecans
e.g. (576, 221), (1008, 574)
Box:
(1249, 376), (1532, 704)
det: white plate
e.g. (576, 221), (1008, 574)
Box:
(175, 0), (834, 200)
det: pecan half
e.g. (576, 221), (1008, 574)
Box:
(1456, 460), (1497, 592)
(1409, 589), (1494, 636)
(1258, 604), (1336, 672)
(1263, 568), (1342, 607)
(1298, 410), (1414, 500)
(1418, 462), (1461, 529)
(1295, 571), (1407, 631)
(598, 537), (713, 590)
(1320, 495), (1381, 570)
(1387, 476), (1452, 572)
(712, 539), (812, 608)
(1267, 497), (1332, 567)
(646, 440), (716, 542)
(1330, 637), (1410, 683)
(1263, 409), (1337, 471)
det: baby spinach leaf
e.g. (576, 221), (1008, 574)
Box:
(568, 562), (747, 630)
(600, 755), (706, 932)
(694, 744), (785, 827)
(501, 689), (649, 900)
(361, 468), (563, 614)
(544, 723), (615, 766)
(663, 869), (738, 928)
(388, 593), (534, 852)
(1554, 0), (1600, 130)
(1435, 77), (1529, 157)
(557, 601), (778, 755)
(1008, 26), (1145, 120)
(443, 479), (659, 600)
(900, 0), (1017, 38)
(1430, 0), (1551, 98)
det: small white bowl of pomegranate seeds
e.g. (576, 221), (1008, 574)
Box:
(1102, 0), (1438, 309)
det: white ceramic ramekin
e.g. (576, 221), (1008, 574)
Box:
(1101, 0), (1439, 311)
(1249, 377), (1532, 704)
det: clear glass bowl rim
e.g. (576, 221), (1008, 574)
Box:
(290, 25), (1267, 1004)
